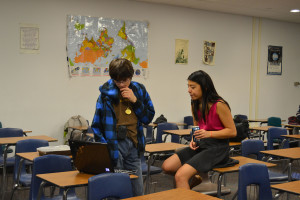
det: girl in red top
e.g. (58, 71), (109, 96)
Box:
(162, 70), (236, 189)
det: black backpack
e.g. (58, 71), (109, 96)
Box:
(229, 115), (249, 142)
(153, 114), (167, 124)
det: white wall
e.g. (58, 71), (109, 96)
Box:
(1, 0), (299, 144)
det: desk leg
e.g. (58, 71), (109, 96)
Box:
(37, 181), (47, 200)
(217, 173), (223, 197)
(288, 161), (292, 182)
(145, 153), (153, 194)
(63, 188), (70, 200)
(1, 145), (9, 200)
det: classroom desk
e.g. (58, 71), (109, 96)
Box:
(147, 122), (186, 128)
(248, 119), (286, 125)
(260, 147), (300, 181)
(0, 135), (57, 200)
(163, 129), (191, 143)
(271, 180), (300, 196)
(37, 171), (138, 200)
(249, 126), (274, 140)
(123, 188), (222, 200)
(212, 156), (276, 198)
(144, 143), (187, 194)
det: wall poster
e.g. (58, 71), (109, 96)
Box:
(175, 39), (189, 64)
(20, 23), (40, 54)
(267, 45), (282, 75)
(203, 40), (216, 65)
(67, 15), (148, 77)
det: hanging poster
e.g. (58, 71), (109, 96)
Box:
(175, 39), (189, 64)
(267, 45), (282, 75)
(203, 40), (215, 65)
(67, 15), (148, 77)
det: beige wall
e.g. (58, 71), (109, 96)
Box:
(1, 0), (299, 144)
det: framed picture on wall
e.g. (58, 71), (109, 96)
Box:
(267, 45), (282, 75)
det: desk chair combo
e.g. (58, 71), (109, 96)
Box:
(182, 116), (193, 142)
(30, 154), (80, 200)
(241, 139), (289, 184)
(0, 128), (24, 198)
(87, 173), (133, 200)
(156, 123), (179, 143)
(237, 163), (273, 200)
(141, 154), (162, 193)
(10, 139), (49, 200)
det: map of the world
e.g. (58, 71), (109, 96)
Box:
(67, 15), (148, 77)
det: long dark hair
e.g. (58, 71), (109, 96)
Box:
(188, 70), (230, 123)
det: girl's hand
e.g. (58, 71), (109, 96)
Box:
(189, 140), (199, 150)
(194, 129), (211, 139)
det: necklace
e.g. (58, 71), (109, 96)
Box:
(120, 98), (131, 115)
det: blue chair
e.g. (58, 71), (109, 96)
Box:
(267, 127), (289, 150)
(10, 139), (49, 200)
(0, 128), (24, 167)
(156, 123), (179, 143)
(183, 116), (193, 142)
(29, 154), (79, 200)
(87, 173), (133, 200)
(241, 139), (288, 183)
(267, 117), (282, 127)
(237, 163), (273, 200)
(144, 126), (153, 144)
(141, 154), (162, 193)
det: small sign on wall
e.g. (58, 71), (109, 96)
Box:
(203, 40), (216, 65)
(19, 23), (40, 54)
(267, 45), (282, 75)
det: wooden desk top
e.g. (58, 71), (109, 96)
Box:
(69, 126), (88, 131)
(37, 170), (137, 188)
(145, 143), (187, 153)
(248, 119), (268, 123)
(249, 126), (274, 131)
(283, 124), (300, 128)
(0, 135), (57, 145)
(271, 180), (300, 195)
(163, 129), (191, 136)
(229, 141), (242, 146)
(260, 147), (300, 160)
(16, 152), (40, 162)
(212, 156), (276, 173)
(37, 171), (94, 188)
(123, 188), (222, 200)
(148, 122), (186, 127)
(282, 135), (300, 139)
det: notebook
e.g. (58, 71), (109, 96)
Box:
(68, 140), (114, 174)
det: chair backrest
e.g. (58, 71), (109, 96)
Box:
(144, 126), (153, 143)
(156, 123), (179, 143)
(29, 155), (74, 200)
(87, 173), (133, 200)
(0, 128), (23, 156)
(241, 139), (265, 160)
(267, 127), (289, 150)
(14, 139), (49, 181)
(238, 163), (273, 200)
(183, 116), (193, 129)
(0, 122), (2, 128)
(267, 117), (282, 127)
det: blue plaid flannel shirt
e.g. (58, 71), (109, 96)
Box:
(91, 79), (155, 163)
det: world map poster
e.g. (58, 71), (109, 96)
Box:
(67, 15), (148, 77)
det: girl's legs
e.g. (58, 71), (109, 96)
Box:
(175, 164), (197, 189)
(162, 154), (182, 175)
(162, 154), (198, 189)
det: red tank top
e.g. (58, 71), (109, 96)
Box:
(197, 102), (224, 131)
